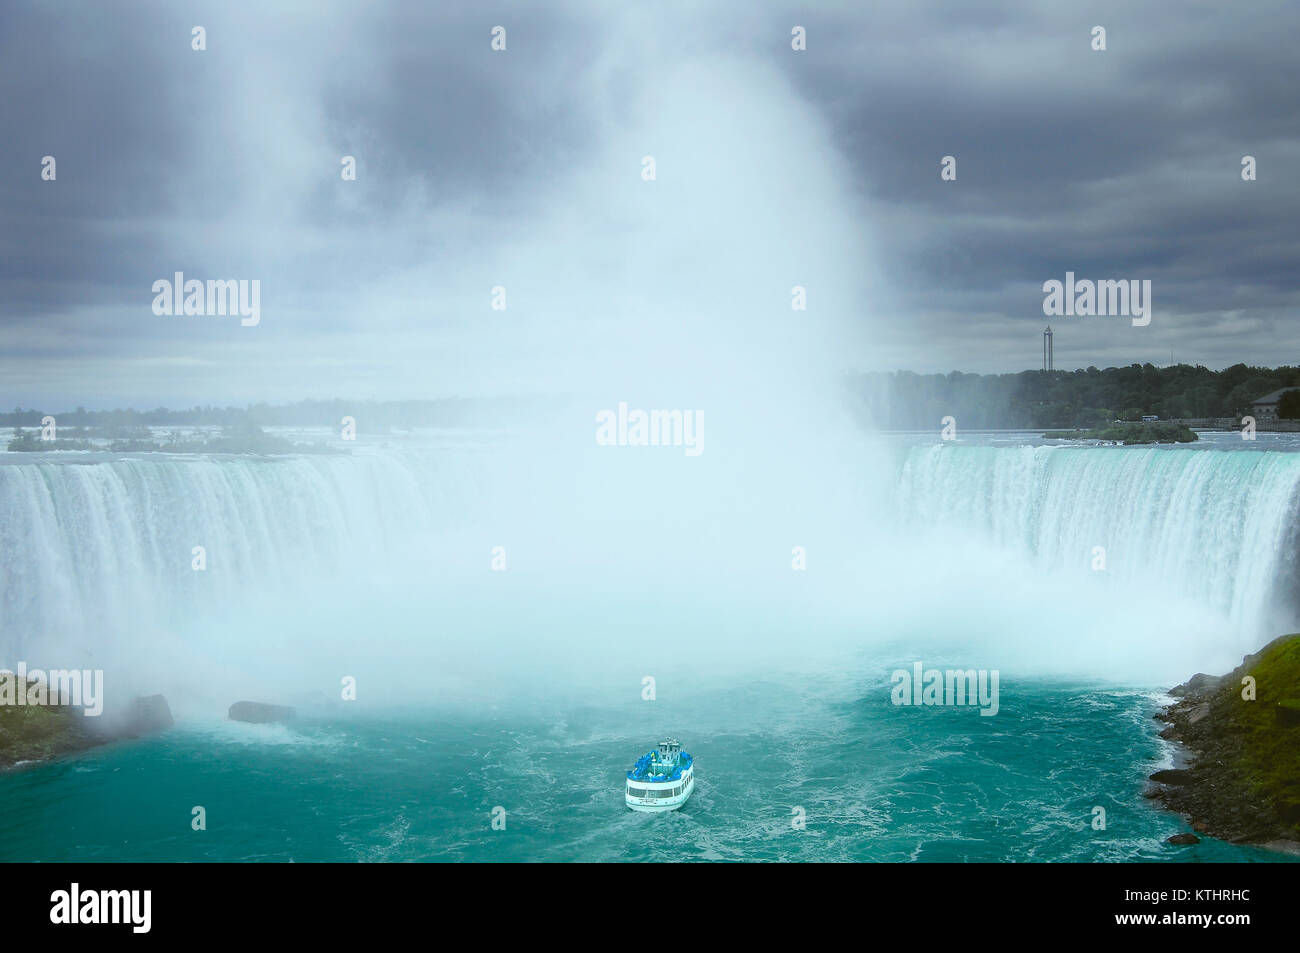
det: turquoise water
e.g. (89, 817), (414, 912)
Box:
(2, 666), (1291, 862)
(4, 435), (1300, 862)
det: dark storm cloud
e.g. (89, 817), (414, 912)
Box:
(0, 0), (1297, 407)
(0, 2), (595, 311)
(0, 1), (611, 406)
(771, 0), (1300, 370)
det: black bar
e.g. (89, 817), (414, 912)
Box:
(4, 862), (1280, 939)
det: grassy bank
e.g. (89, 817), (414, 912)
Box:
(0, 696), (92, 767)
(1153, 634), (1300, 847)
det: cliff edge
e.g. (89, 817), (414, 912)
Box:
(1150, 634), (1300, 853)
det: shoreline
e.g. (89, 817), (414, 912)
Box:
(1148, 634), (1300, 855)
(0, 693), (174, 772)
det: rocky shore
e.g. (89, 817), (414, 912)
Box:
(1150, 634), (1300, 854)
(0, 692), (173, 770)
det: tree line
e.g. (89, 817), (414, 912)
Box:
(0, 397), (554, 431)
(5, 366), (1299, 434)
(856, 363), (1300, 430)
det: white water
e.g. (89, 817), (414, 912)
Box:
(2, 438), (1298, 704)
(0, 448), (485, 668)
(893, 444), (1300, 639)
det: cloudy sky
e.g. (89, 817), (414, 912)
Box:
(2, 0), (1298, 409)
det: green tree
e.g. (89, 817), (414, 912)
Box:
(1278, 390), (1300, 420)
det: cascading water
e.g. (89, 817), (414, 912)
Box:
(5, 437), (1300, 698)
(0, 448), (489, 669)
(5, 437), (1300, 864)
(891, 444), (1300, 641)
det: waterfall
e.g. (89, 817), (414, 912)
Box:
(0, 450), (486, 666)
(4, 440), (1299, 688)
(892, 444), (1300, 638)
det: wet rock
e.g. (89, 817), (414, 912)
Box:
(1150, 768), (1194, 785)
(229, 701), (295, 724)
(1167, 833), (1200, 845)
(1170, 673), (1222, 698)
(130, 694), (174, 734)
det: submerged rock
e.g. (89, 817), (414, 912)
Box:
(1166, 833), (1200, 846)
(229, 701), (295, 724)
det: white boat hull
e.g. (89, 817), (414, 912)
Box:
(626, 771), (694, 812)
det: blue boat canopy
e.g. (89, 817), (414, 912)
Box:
(626, 748), (692, 782)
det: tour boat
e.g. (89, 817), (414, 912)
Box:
(625, 739), (694, 812)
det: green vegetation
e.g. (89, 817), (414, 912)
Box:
(0, 689), (90, 767)
(1235, 636), (1300, 830)
(1156, 634), (1300, 844)
(1042, 422), (1198, 444)
(7, 372), (1296, 435)
(1279, 389), (1300, 420)
(858, 363), (1300, 429)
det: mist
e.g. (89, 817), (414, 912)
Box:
(4, 5), (1291, 724)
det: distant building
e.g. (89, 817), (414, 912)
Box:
(1250, 387), (1300, 421)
